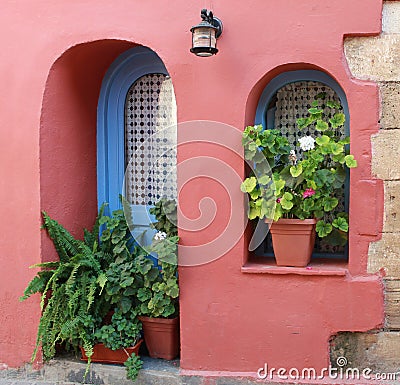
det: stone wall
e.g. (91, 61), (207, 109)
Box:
(332, 0), (400, 372)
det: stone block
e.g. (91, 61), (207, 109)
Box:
(371, 129), (400, 179)
(379, 82), (400, 129)
(330, 331), (400, 373)
(345, 35), (400, 81)
(383, 181), (400, 232)
(385, 279), (400, 330)
(368, 233), (400, 279)
(383, 1), (400, 34)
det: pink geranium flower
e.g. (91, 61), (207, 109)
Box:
(303, 188), (316, 198)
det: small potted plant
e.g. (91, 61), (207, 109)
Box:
(80, 207), (145, 379)
(241, 93), (357, 267)
(136, 199), (180, 360)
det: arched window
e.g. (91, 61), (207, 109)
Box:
(255, 70), (349, 260)
(97, 46), (177, 244)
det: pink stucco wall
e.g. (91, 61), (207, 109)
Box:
(0, 0), (384, 374)
(40, 40), (135, 262)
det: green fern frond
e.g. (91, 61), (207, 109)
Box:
(84, 203), (107, 249)
(42, 211), (81, 263)
(97, 273), (107, 295)
(20, 273), (48, 301)
(29, 261), (60, 269)
(87, 280), (97, 311)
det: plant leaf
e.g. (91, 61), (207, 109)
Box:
(308, 108), (322, 115)
(316, 135), (330, 146)
(332, 217), (349, 232)
(327, 100), (341, 109)
(344, 155), (357, 168)
(316, 220), (333, 238)
(315, 120), (329, 131)
(323, 197), (339, 212)
(240, 177), (257, 193)
(329, 113), (346, 128)
(280, 192), (294, 210)
(258, 175), (271, 185)
(290, 164), (303, 177)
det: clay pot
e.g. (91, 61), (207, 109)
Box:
(269, 218), (317, 267)
(80, 339), (142, 364)
(139, 316), (179, 360)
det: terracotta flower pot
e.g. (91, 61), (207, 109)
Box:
(80, 339), (142, 364)
(139, 316), (179, 360)
(269, 218), (317, 267)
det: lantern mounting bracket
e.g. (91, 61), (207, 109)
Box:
(200, 9), (223, 38)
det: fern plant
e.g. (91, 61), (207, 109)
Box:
(20, 205), (111, 367)
(20, 203), (144, 381)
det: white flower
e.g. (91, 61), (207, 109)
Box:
(298, 136), (315, 151)
(154, 231), (167, 241)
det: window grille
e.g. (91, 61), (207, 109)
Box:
(274, 81), (346, 155)
(124, 74), (177, 206)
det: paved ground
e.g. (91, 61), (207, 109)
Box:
(1, 358), (399, 385)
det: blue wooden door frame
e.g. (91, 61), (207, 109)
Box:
(97, 46), (169, 214)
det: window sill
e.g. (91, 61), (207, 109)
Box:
(242, 257), (348, 276)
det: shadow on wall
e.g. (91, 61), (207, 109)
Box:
(40, 39), (136, 262)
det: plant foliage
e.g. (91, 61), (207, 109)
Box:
(20, 203), (143, 381)
(137, 199), (179, 318)
(241, 94), (357, 240)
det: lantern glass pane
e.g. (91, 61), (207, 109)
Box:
(192, 27), (217, 49)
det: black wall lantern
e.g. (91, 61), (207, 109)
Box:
(190, 9), (223, 57)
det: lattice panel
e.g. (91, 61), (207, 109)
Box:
(125, 74), (177, 206)
(275, 81), (345, 157)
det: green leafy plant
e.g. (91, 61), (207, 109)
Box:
(99, 208), (144, 315)
(20, 203), (144, 380)
(241, 93), (357, 240)
(124, 354), (143, 381)
(94, 308), (141, 350)
(136, 200), (179, 318)
(149, 199), (178, 237)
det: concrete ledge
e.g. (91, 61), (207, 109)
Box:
(0, 357), (263, 385)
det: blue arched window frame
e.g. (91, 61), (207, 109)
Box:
(255, 70), (349, 134)
(97, 46), (169, 213)
(254, 70), (350, 259)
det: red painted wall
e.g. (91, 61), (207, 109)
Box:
(40, 40), (134, 262)
(0, 0), (384, 374)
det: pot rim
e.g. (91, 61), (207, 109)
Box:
(266, 218), (318, 225)
(138, 316), (179, 324)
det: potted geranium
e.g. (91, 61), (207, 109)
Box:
(136, 199), (180, 360)
(241, 93), (357, 267)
